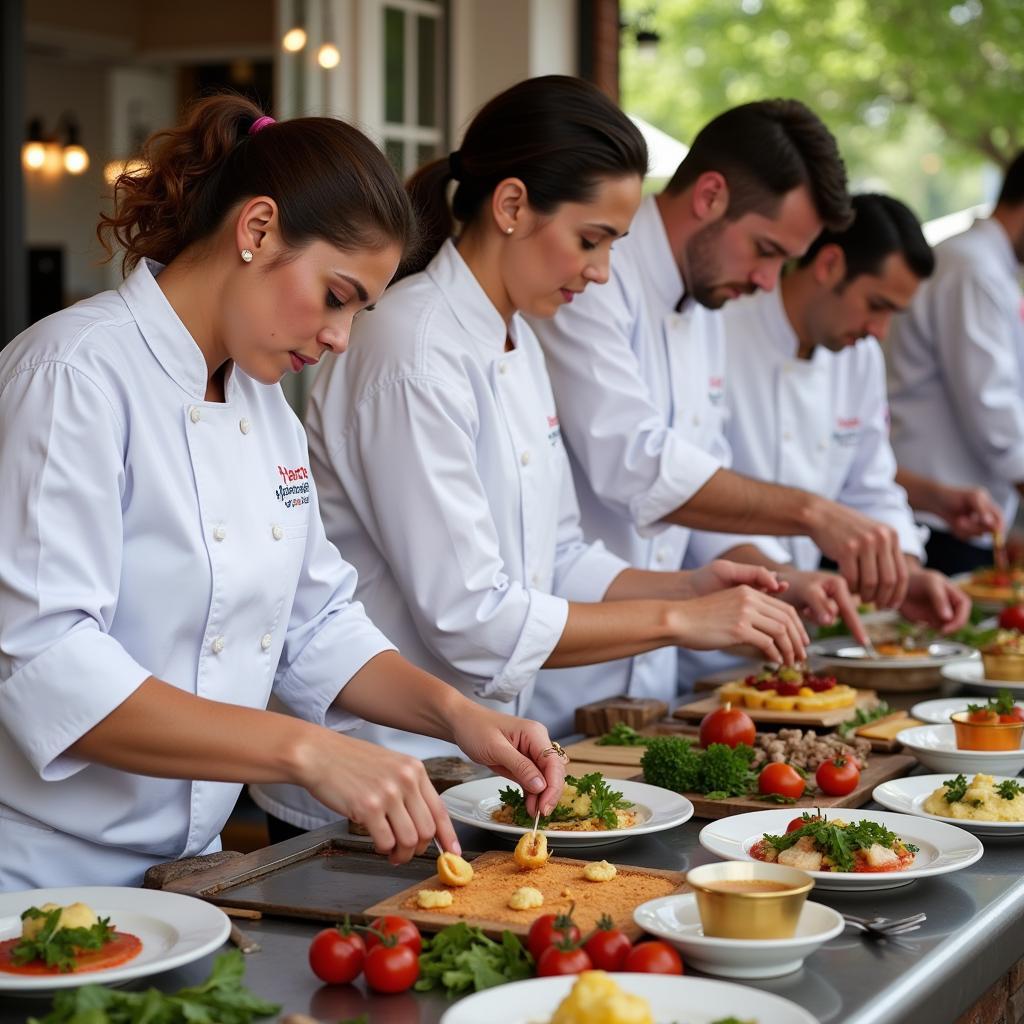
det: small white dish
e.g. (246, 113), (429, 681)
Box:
(898, 723), (1024, 775)
(0, 887), (229, 993)
(698, 807), (983, 891)
(439, 971), (818, 1024)
(873, 773), (1024, 837)
(942, 660), (1024, 696)
(440, 777), (693, 846)
(809, 636), (977, 669)
(912, 696), (1024, 724)
(633, 892), (843, 978)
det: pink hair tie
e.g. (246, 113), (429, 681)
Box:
(249, 115), (276, 135)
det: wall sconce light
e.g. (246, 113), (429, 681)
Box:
(623, 8), (661, 63)
(22, 118), (48, 171)
(62, 117), (90, 175)
(317, 0), (340, 69)
(22, 115), (91, 176)
(282, 0), (307, 52)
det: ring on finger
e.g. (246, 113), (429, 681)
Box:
(542, 741), (569, 762)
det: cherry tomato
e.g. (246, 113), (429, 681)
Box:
(527, 910), (581, 961)
(757, 763), (806, 800)
(967, 708), (999, 724)
(815, 756), (861, 797)
(363, 940), (419, 993)
(537, 943), (593, 977)
(786, 813), (821, 833)
(998, 604), (1024, 632)
(308, 924), (366, 984)
(699, 703), (756, 749)
(622, 940), (683, 975)
(1000, 707), (1024, 723)
(365, 916), (421, 956)
(583, 916), (632, 972)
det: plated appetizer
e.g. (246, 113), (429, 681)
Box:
(495, 773), (637, 832)
(923, 773), (1024, 822)
(719, 667), (856, 712)
(979, 629), (1024, 681)
(960, 567), (1024, 603)
(751, 813), (918, 873)
(0, 902), (141, 975)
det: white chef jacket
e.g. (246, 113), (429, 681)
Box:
(250, 240), (628, 830)
(887, 217), (1024, 536)
(528, 196), (787, 733)
(719, 288), (924, 569)
(0, 260), (395, 890)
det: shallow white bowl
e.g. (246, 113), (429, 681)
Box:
(898, 723), (1024, 775)
(942, 660), (1024, 697)
(633, 892), (843, 978)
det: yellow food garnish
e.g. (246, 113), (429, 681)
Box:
(507, 886), (544, 910)
(514, 830), (551, 869)
(21, 902), (98, 941)
(582, 860), (617, 882)
(416, 889), (454, 909)
(550, 971), (654, 1024)
(436, 851), (474, 886)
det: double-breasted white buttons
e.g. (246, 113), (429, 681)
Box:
(260, 633), (273, 651)
(212, 525), (226, 542)
(498, 362), (508, 375)
(210, 636), (225, 654)
(189, 407), (202, 424)
(520, 451), (531, 466)
(239, 418), (251, 435)
(272, 524), (284, 541)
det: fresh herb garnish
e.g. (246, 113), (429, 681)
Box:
(943, 773), (969, 803)
(26, 950), (278, 1024)
(595, 723), (652, 746)
(641, 737), (756, 798)
(997, 779), (1024, 800)
(415, 923), (533, 997)
(838, 701), (892, 737)
(764, 815), (909, 872)
(13, 907), (115, 973)
(498, 772), (632, 829)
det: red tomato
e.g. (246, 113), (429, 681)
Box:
(537, 943), (593, 977)
(757, 763), (806, 800)
(622, 940), (683, 975)
(365, 916), (421, 956)
(583, 917), (632, 972)
(1000, 708), (1024, 723)
(363, 941), (419, 993)
(527, 911), (581, 961)
(967, 708), (999, 724)
(815, 756), (861, 797)
(786, 813), (821, 833)
(308, 925), (366, 984)
(699, 703), (756, 749)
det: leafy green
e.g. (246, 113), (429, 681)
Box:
(641, 738), (756, 798)
(763, 815), (913, 872)
(595, 723), (652, 746)
(414, 923), (534, 998)
(13, 907), (115, 973)
(497, 772), (632, 829)
(27, 951), (279, 1024)
(710, 1018), (757, 1024)
(837, 701), (892, 737)
(942, 773), (969, 803)
(997, 779), (1024, 800)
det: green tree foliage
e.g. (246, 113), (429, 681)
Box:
(622, 0), (1024, 177)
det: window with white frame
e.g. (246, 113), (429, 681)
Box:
(378, 0), (446, 177)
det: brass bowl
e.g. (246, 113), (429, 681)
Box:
(951, 711), (1024, 751)
(686, 862), (814, 940)
(982, 651), (1024, 682)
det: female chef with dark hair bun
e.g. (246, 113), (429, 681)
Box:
(0, 93), (565, 890)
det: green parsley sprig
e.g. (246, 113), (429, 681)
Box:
(497, 772), (632, 829)
(415, 922), (533, 997)
(13, 907), (115, 973)
(595, 723), (652, 746)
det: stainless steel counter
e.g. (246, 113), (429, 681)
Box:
(4, 800), (1021, 1024)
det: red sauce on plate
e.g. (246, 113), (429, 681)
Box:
(0, 932), (143, 975)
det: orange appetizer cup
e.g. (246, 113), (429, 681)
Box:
(951, 711), (1024, 751)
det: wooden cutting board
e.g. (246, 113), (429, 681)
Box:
(363, 850), (686, 940)
(674, 687), (879, 728)
(561, 738), (648, 767)
(666, 751), (918, 820)
(574, 696), (669, 735)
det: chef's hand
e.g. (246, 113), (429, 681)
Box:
(899, 567), (972, 633)
(686, 559), (788, 598)
(933, 484), (1004, 542)
(776, 568), (869, 646)
(451, 707), (567, 819)
(674, 587), (809, 665)
(299, 731), (460, 866)
(806, 501), (907, 609)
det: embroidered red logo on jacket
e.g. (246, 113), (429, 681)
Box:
(275, 465), (310, 508)
(546, 413), (562, 447)
(836, 416), (861, 430)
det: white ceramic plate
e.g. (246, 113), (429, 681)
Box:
(0, 886), (230, 992)
(911, 696), (1024, 725)
(440, 777), (693, 846)
(898, 723), (1024, 775)
(873, 773), (1024, 836)
(809, 636), (978, 668)
(439, 971), (818, 1024)
(698, 807), (983, 891)
(633, 893), (844, 978)
(942, 659), (1024, 695)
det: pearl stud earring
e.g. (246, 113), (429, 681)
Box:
(504, 227), (514, 235)
(240, 249), (254, 263)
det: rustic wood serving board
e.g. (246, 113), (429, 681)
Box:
(561, 737), (648, 767)
(363, 850), (687, 940)
(674, 751), (918, 820)
(574, 696), (669, 735)
(674, 687), (879, 728)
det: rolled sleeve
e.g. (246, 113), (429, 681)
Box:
(686, 530), (792, 568)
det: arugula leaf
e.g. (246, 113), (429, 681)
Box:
(13, 908), (115, 973)
(942, 773), (969, 803)
(415, 923), (533, 998)
(595, 723), (652, 746)
(837, 701), (892, 737)
(27, 951), (279, 1024)
(498, 773), (631, 829)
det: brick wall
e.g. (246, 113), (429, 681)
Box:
(956, 957), (1024, 1024)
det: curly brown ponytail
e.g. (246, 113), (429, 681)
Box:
(98, 92), (417, 276)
